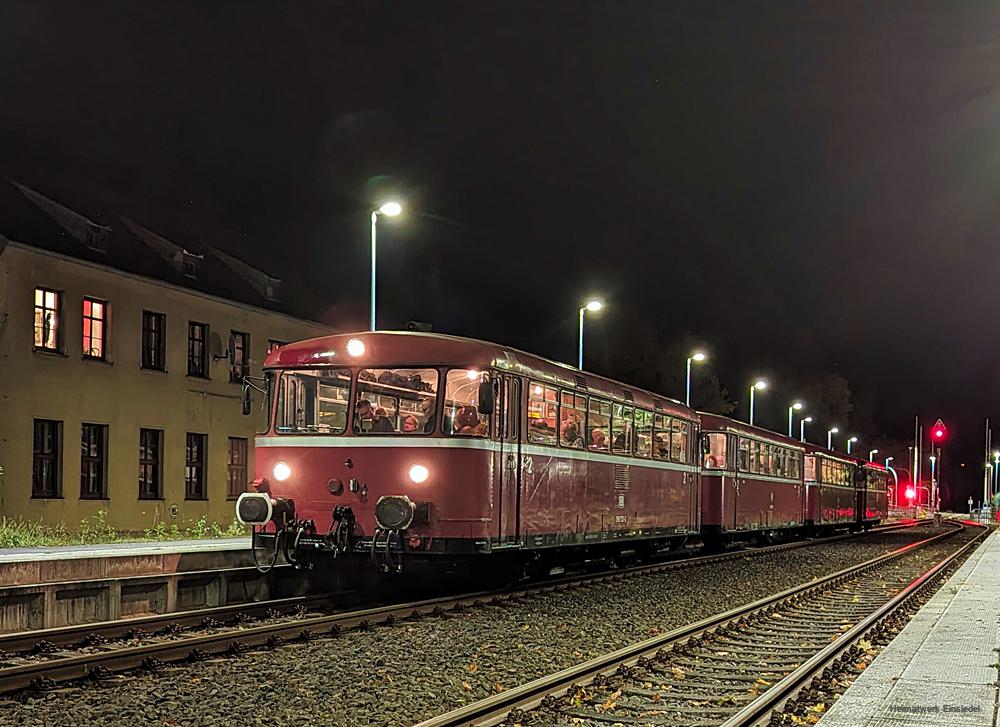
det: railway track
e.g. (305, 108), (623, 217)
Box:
(411, 520), (986, 727)
(0, 520), (924, 697)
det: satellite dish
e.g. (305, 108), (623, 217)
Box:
(210, 332), (228, 360)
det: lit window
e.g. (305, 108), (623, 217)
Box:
(82, 297), (108, 359)
(33, 287), (61, 351)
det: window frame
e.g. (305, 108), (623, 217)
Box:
(229, 330), (250, 383)
(82, 296), (108, 360)
(32, 419), (63, 498)
(138, 428), (163, 500)
(633, 408), (653, 459)
(185, 432), (207, 500)
(558, 390), (587, 450)
(141, 310), (166, 371)
(611, 403), (634, 456)
(227, 436), (249, 499)
(80, 423), (108, 499)
(33, 287), (63, 353)
(353, 367), (440, 436)
(587, 397), (612, 452)
(442, 368), (491, 438)
(187, 321), (209, 378)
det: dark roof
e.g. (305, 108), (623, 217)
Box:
(0, 177), (324, 322)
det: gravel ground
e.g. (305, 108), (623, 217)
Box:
(0, 526), (952, 727)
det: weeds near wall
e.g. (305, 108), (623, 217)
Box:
(0, 510), (247, 549)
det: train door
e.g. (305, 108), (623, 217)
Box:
(495, 375), (523, 545)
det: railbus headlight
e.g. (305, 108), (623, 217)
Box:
(408, 464), (429, 484)
(273, 461), (292, 482)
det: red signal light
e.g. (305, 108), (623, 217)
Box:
(933, 429), (944, 439)
(931, 418), (947, 442)
(905, 487), (916, 500)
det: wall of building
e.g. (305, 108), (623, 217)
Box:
(0, 242), (330, 531)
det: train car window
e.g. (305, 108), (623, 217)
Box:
(738, 437), (750, 471)
(670, 419), (690, 464)
(652, 414), (670, 460)
(789, 452), (800, 479)
(702, 432), (727, 469)
(804, 455), (817, 482)
(527, 382), (558, 445)
(747, 440), (760, 474)
(275, 368), (351, 434)
(588, 398), (612, 452)
(611, 404), (633, 455)
(559, 391), (586, 449)
(355, 368), (438, 434)
(774, 447), (785, 478)
(634, 409), (652, 458)
(444, 369), (490, 437)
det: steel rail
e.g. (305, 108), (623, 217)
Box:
(718, 521), (990, 727)
(409, 520), (972, 727)
(0, 519), (923, 694)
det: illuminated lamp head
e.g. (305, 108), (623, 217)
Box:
(346, 338), (366, 357)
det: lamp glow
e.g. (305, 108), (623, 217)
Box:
(408, 464), (429, 484)
(753, 380), (767, 390)
(692, 352), (706, 362)
(585, 300), (603, 312)
(346, 338), (366, 357)
(792, 401), (803, 410)
(273, 462), (291, 482)
(379, 201), (402, 217)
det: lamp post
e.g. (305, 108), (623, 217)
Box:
(846, 436), (858, 455)
(369, 201), (402, 331)
(929, 455), (937, 513)
(685, 352), (707, 407)
(577, 300), (603, 369)
(993, 451), (999, 503)
(748, 380), (767, 426)
(868, 448), (879, 462)
(787, 401), (803, 437)
(827, 426), (839, 450)
(800, 416), (813, 443)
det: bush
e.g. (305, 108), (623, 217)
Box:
(0, 511), (248, 549)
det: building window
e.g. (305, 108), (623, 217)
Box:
(33, 287), (62, 352)
(138, 428), (162, 499)
(141, 311), (166, 371)
(227, 437), (248, 499)
(32, 419), (62, 498)
(82, 297), (108, 359)
(80, 423), (108, 499)
(267, 340), (284, 355)
(185, 433), (207, 500)
(187, 322), (208, 377)
(229, 331), (249, 382)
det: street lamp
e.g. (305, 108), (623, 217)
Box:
(800, 416), (813, 443)
(787, 401), (803, 437)
(748, 380), (767, 426)
(577, 299), (603, 369)
(685, 352), (707, 408)
(885, 456), (894, 468)
(993, 451), (999, 502)
(846, 436), (858, 455)
(827, 426), (839, 450)
(369, 200), (403, 331)
(869, 448), (879, 462)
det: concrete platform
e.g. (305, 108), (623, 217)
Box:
(0, 537), (301, 633)
(818, 529), (1000, 727)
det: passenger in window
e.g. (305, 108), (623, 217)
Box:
(704, 453), (720, 468)
(402, 415), (420, 433)
(420, 398), (436, 434)
(355, 399), (395, 433)
(454, 406), (486, 435)
(590, 428), (608, 451)
(560, 420), (583, 448)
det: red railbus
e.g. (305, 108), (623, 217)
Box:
(803, 445), (859, 528)
(237, 331), (700, 571)
(698, 414), (806, 542)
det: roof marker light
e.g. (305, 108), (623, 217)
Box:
(346, 338), (366, 357)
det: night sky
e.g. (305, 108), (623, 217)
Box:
(3, 2), (1000, 506)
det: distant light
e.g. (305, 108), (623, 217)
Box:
(533, 385), (543, 396)
(791, 401), (803, 410)
(830, 427), (839, 434)
(848, 436), (858, 443)
(905, 487), (916, 500)
(466, 369), (480, 380)
(803, 416), (813, 423)
(934, 429), (944, 438)
(379, 201), (402, 217)
(346, 338), (366, 357)
(585, 300), (603, 312)
(753, 380), (767, 390)
(692, 352), (707, 362)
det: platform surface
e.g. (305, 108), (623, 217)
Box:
(818, 528), (1000, 727)
(0, 537), (251, 563)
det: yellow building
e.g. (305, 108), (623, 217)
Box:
(0, 180), (330, 531)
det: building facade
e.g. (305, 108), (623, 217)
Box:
(0, 181), (331, 531)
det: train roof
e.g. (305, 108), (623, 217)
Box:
(800, 440), (860, 465)
(697, 412), (806, 450)
(266, 330), (696, 419)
